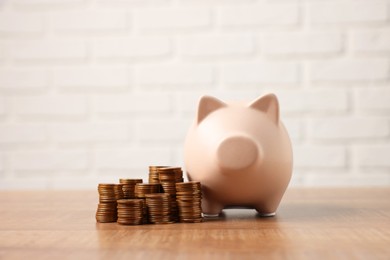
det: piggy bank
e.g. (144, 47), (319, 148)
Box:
(184, 93), (293, 217)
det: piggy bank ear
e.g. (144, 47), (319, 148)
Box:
(248, 93), (279, 124)
(197, 95), (227, 124)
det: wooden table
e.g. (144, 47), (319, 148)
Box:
(0, 188), (389, 259)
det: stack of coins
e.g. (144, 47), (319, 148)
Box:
(160, 182), (176, 196)
(135, 183), (161, 223)
(145, 194), (176, 224)
(176, 181), (203, 223)
(158, 167), (183, 183)
(159, 167), (178, 196)
(135, 183), (161, 198)
(117, 199), (144, 225)
(158, 167), (184, 222)
(96, 166), (205, 226)
(119, 179), (143, 199)
(96, 184), (118, 223)
(148, 166), (168, 183)
(114, 184), (124, 200)
(96, 203), (117, 223)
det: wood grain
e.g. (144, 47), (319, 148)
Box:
(0, 188), (389, 259)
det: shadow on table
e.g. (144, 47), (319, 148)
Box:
(202, 202), (361, 223)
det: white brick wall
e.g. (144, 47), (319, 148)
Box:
(308, 3), (388, 24)
(0, 12), (44, 34)
(134, 8), (211, 30)
(309, 117), (389, 140)
(0, 68), (48, 91)
(310, 59), (389, 82)
(0, 0), (389, 189)
(356, 89), (390, 111)
(263, 32), (343, 56)
(0, 124), (47, 143)
(50, 11), (127, 32)
(10, 40), (87, 61)
(179, 34), (254, 57)
(10, 95), (88, 116)
(53, 67), (130, 90)
(218, 4), (299, 27)
(221, 62), (300, 85)
(136, 64), (214, 86)
(49, 123), (131, 142)
(10, 150), (88, 171)
(92, 37), (171, 59)
(351, 30), (390, 52)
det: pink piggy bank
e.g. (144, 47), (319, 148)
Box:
(184, 93), (293, 217)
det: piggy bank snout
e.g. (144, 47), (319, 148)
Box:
(217, 135), (259, 171)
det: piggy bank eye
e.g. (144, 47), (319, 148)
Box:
(197, 95), (227, 124)
(248, 93), (279, 124)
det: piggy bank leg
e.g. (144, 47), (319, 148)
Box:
(254, 202), (277, 217)
(201, 197), (224, 217)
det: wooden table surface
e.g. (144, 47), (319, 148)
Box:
(0, 188), (389, 259)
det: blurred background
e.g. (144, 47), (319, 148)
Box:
(0, 0), (389, 189)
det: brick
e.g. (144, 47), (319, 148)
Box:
(11, 40), (87, 60)
(0, 12), (44, 33)
(218, 4), (299, 27)
(356, 88), (390, 111)
(0, 124), (46, 143)
(304, 174), (390, 187)
(10, 150), (88, 171)
(94, 93), (172, 114)
(263, 32), (343, 55)
(294, 145), (346, 168)
(277, 90), (348, 113)
(50, 11), (127, 31)
(179, 34), (254, 57)
(95, 148), (171, 169)
(0, 153), (3, 171)
(53, 67), (129, 89)
(310, 59), (389, 82)
(351, 30), (390, 52)
(97, 0), (169, 6)
(309, 3), (388, 24)
(0, 43), (4, 60)
(0, 98), (5, 115)
(137, 119), (191, 142)
(178, 0), (253, 2)
(309, 117), (389, 140)
(135, 8), (211, 30)
(93, 37), (171, 59)
(10, 95), (87, 116)
(136, 65), (214, 85)
(49, 123), (130, 142)
(13, 0), (84, 6)
(356, 145), (390, 167)
(0, 68), (48, 91)
(221, 62), (299, 85)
